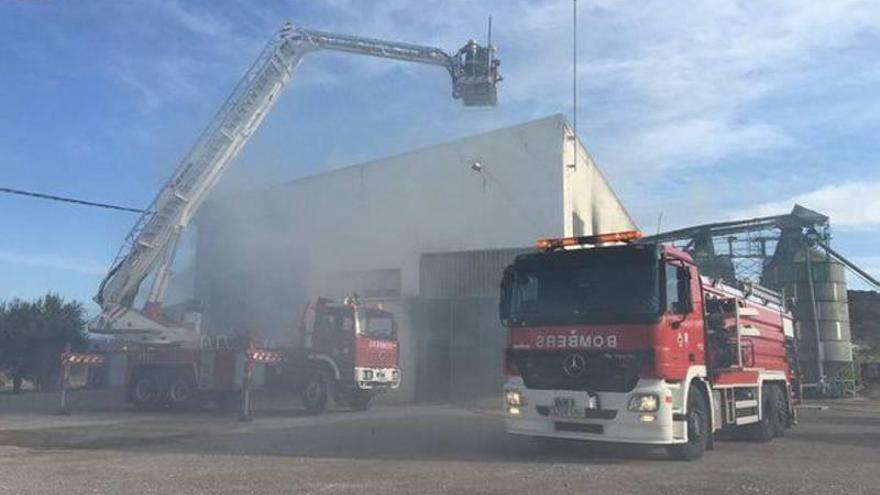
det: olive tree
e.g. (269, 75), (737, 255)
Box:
(0, 293), (87, 393)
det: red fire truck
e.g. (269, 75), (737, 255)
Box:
(82, 23), (493, 415)
(124, 297), (400, 414)
(499, 231), (798, 460)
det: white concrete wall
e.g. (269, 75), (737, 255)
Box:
(562, 123), (637, 236)
(194, 114), (636, 401)
(295, 114), (572, 298)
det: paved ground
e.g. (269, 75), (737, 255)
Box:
(0, 396), (878, 494)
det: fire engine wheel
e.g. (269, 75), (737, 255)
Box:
(302, 371), (331, 414)
(748, 384), (777, 442)
(166, 375), (196, 410)
(345, 389), (373, 411)
(667, 384), (709, 461)
(130, 376), (160, 410)
(770, 385), (789, 437)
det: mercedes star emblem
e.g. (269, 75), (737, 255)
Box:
(563, 353), (586, 377)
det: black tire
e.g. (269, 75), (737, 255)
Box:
(345, 389), (373, 411)
(301, 371), (331, 414)
(667, 384), (710, 461)
(748, 384), (776, 442)
(130, 375), (160, 411)
(769, 385), (788, 438)
(165, 373), (196, 411)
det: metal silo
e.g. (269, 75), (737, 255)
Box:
(762, 228), (854, 394)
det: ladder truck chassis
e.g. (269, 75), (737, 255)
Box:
(120, 299), (400, 414)
(123, 347), (400, 414)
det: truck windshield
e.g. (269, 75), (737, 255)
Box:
(356, 309), (395, 339)
(502, 245), (661, 325)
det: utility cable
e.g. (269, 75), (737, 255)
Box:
(0, 186), (148, 214)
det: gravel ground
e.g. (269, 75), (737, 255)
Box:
(0, 397), (878, 494)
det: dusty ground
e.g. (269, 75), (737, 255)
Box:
(0, 394), (878, 494)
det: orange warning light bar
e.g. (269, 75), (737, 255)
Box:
(536, 230), (643, 251)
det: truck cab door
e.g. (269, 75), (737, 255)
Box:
(661, 262), (705, 377)
(311, 309), (355, 374)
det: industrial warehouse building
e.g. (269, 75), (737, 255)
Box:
(193, 114), (636, 402)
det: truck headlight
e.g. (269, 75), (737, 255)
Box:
(505, 389), (526, 407)
(627, 394), (659, 412)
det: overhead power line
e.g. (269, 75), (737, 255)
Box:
(0, 186), (148, 214)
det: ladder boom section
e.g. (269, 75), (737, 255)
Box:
(299, 28), (500, 105)
(301, 29), (454, 72)
(95, 25), (308, 313)
(93, 22), (501, 337)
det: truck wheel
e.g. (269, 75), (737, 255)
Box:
(302, 371), (331, 414)
(770, 385), (788, 438)
(748, 384), (776, 442)
(130, 375), (160, 411)
(345, 389), (372, 411)
(166, 374), (196, 411)
(667, 384), (709, 461)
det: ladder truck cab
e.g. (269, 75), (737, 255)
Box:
(267, 297), (400, 413)
(499, 231), (798, 460)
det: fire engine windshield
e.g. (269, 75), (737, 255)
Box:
(357, 308), (395, 339)
(501, 245), (661, 326)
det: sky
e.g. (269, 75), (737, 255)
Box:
(1, 0), (879, 312)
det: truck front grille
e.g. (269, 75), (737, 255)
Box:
(510, 350), (651, 393)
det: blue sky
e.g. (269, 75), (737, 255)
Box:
(1, 0), (879, 311)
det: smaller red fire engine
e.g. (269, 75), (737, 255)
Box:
(120, 296), (400, 413)
(500, 231), (798, 460)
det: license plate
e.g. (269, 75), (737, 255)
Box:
(553, 397), (583, 418)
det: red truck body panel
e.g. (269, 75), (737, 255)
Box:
(502, 241), (795, 391)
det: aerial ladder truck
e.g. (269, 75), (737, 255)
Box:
(86, 22), (500, 411)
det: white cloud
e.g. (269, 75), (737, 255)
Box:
(158, 0), (231, 38)
(305, 0), (880, 170)
(738, 180), (880, 230)
(0, 250), (106, 276)
(66, 1), (880, 205)
(616, 118), (792, 168)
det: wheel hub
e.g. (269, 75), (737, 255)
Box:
(135, 380), (155, 402)
(170, 381), (190, 403)
(305, 382), (322, 402)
